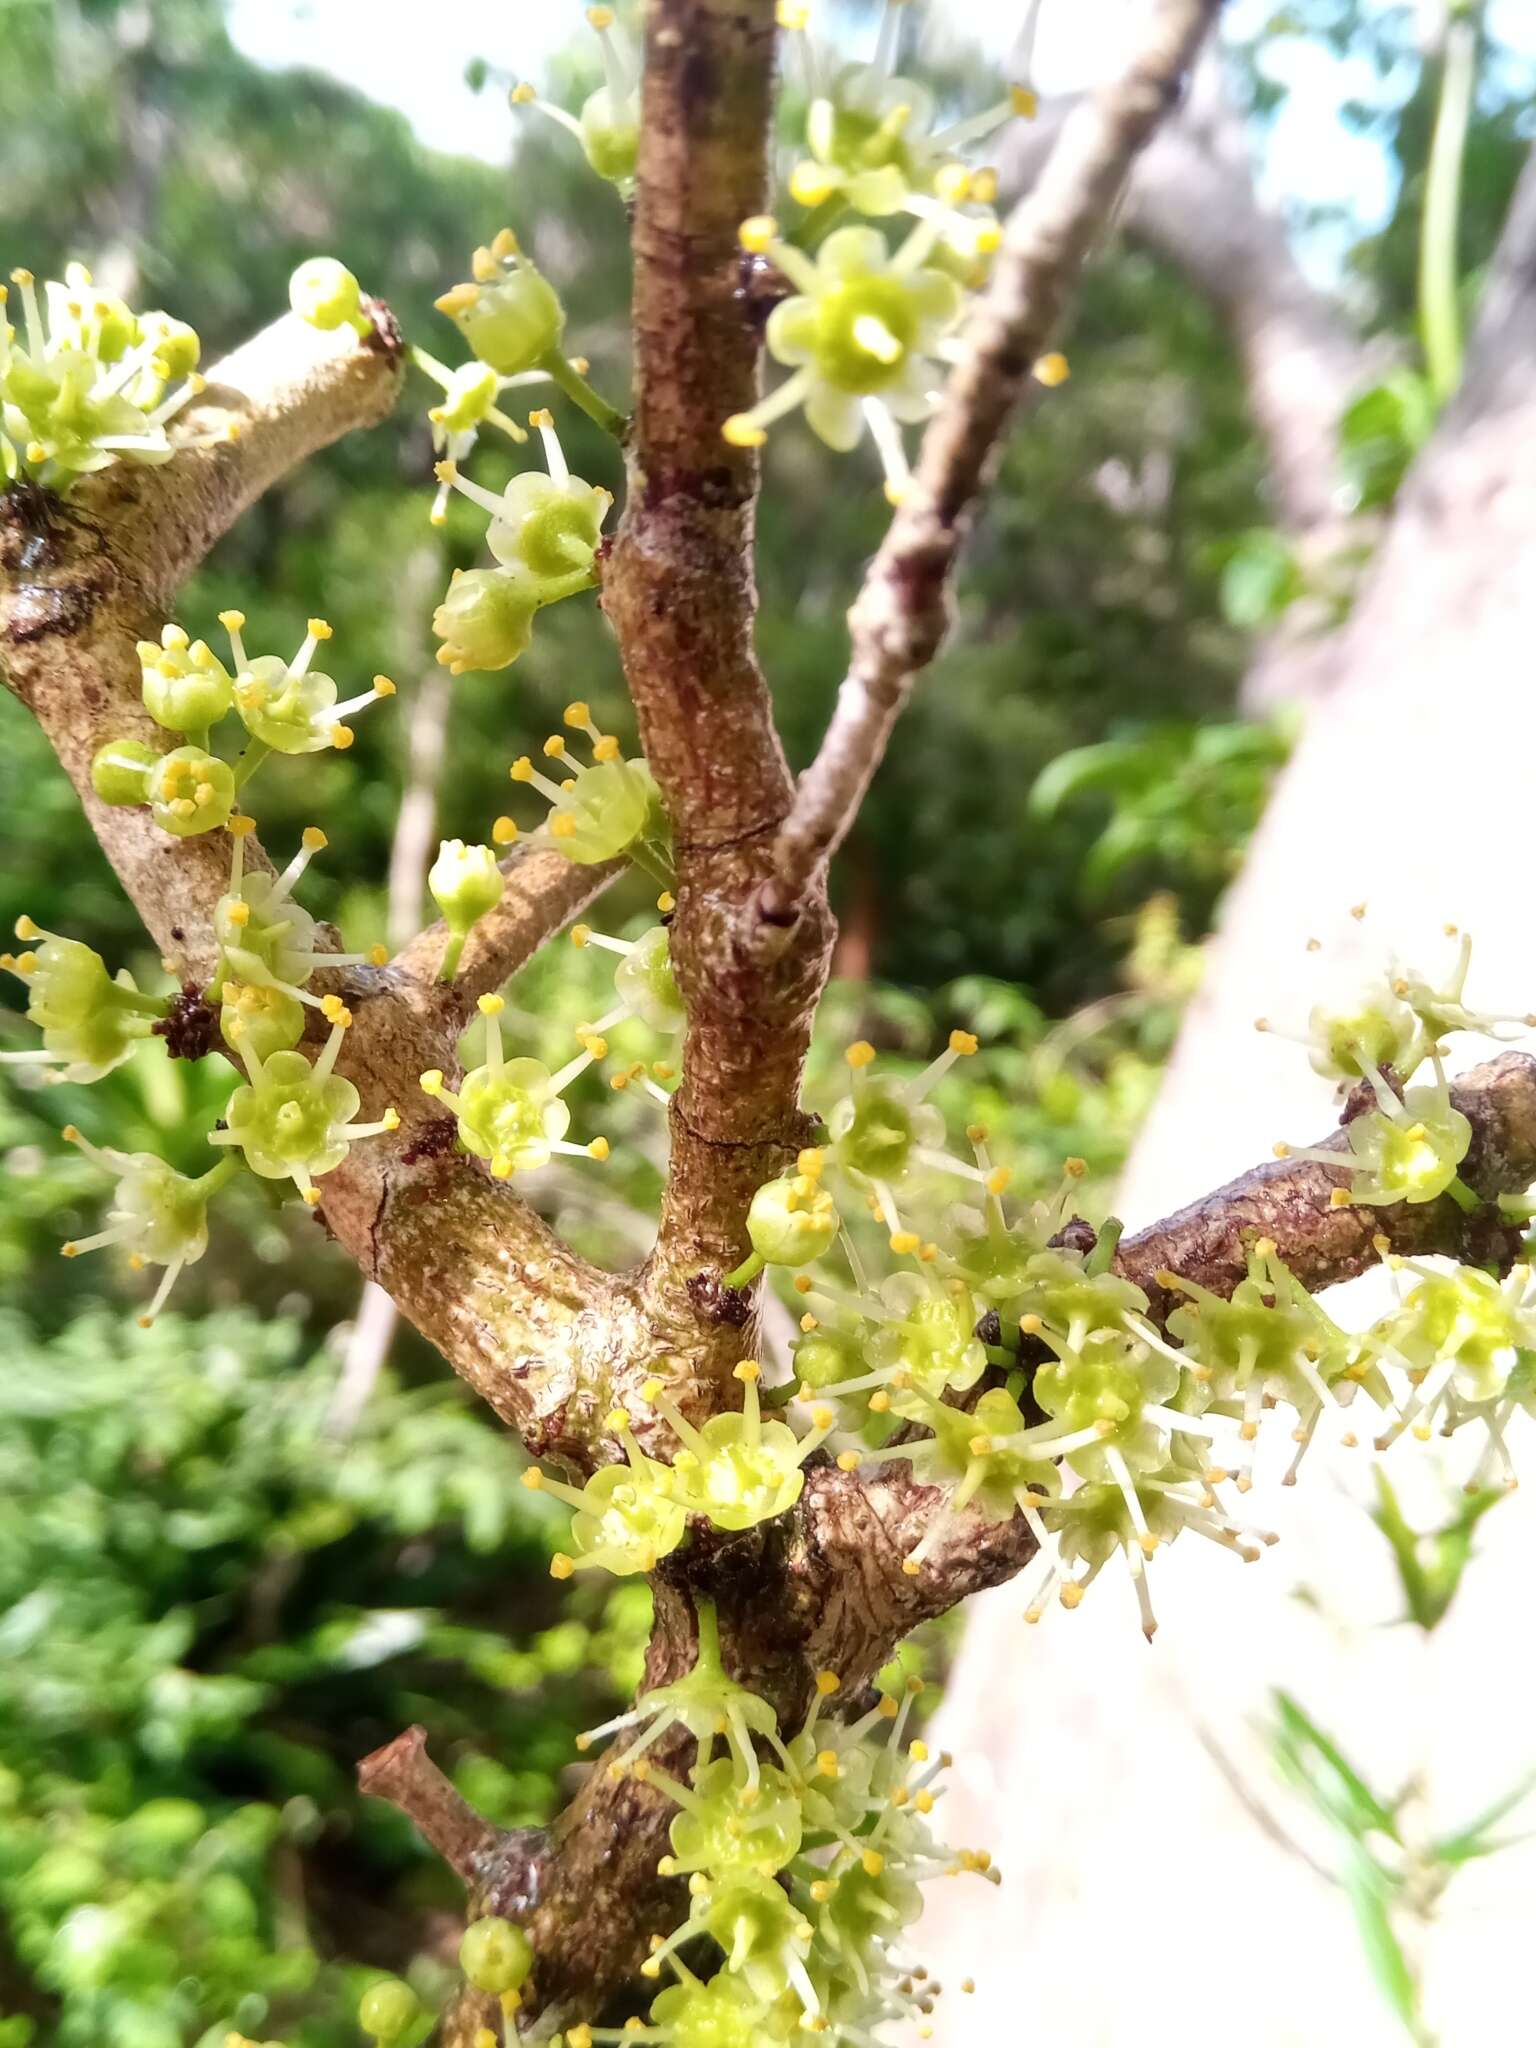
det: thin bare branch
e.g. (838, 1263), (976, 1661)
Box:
(760, 0), (1224, 924)
(357, 1724), (524, 1886)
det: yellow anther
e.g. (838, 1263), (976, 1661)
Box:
(382, 1108), (401, 1132)
(528, 407), (555, 431)
(544, 734), (568, 759)
(641, 1376), (665, 1403)
(550, 813), (576, 838)
(470, 244), (499, 283)
(1012, 83), (1040, 117)
(889, 1230), (920, 1256)
(968, 1435), (993, 1459)
(588, 1136), (612, 1161)
(13, 914), (40, 941)
(306, 617), (333, 640)
(302, 1187), (323, 1207)
(550, 1552), (574, 1579)
(797, 1146), (824, 1178)
(738, 214), (779, 254)
(1329, 1186), (1353, 1208)
(228, 813), (257, 837)
(878, 1695), (899, 1719)
(419, 1068), (445, 1095)
(1060, 1580), (1084, 1609)
(301, 826), (328, 851)
(776, 0), (809, 23)
(435, 283), (481, 316)
(592, 733), (621, 762)
(587, 3), (615, 25)
(330, 725), (354, 749)
(492, 815), (519, 846)
(372, 674), (397, 696)
(722, 414), (767, 448)
(478, 992), (506, 1016)
(816, 1747), (840, 1776)
(368, 944), (390, 967)
(490, 226), (518, 259)
(868, 1390), (891, 1414)
(1064, 1155), (1087, 1178)
(734, 1358), (761, 1383)
(901, 1557), (921, 1577)
(510, 756), (534, 782)
(564, 700), (591, 727)
(1034, 351), (1070, 387)
(862, 1849), (886, 1875)
(522, 1466), (545, 1490)
(985, 1167), (1011, 1196)
(836, 1450), (862, 1472)
(815, 1669), (841, 1696)
(846, 1039), (877, 1069)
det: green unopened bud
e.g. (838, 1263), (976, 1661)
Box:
(289, 257), (367, 333)
(91, 738), (157, 807)
(432, 566), (535, 676)
(429, 839), (503, 978)
(146, 745), (236, 837)
(358, 1977), (420, 2042)
(459, 1914), (533, 1995)
(436, 234), (564, 376)
(138, 627), (233, 732)
(747, 1169), (840, 1267)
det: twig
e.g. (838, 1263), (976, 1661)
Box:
(759, 0), (1224, 926)
(357, 1725), (514, 1885)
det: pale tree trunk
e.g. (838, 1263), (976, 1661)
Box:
(925, 152), (1536, 2048)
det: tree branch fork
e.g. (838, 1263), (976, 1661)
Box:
(18, 0), (1533, 2028)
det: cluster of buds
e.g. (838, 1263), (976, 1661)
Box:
(92, 613), (395, 838)
(537, 1605), (991, 2048)
(2, 261), (205, 490)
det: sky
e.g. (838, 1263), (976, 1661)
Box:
(226, 0), (1536, 256)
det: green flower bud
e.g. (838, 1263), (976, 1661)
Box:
(746, 1169), (840, 1268)
(580, 86), (640, 185)
(137, 625), (233, 732)
(219, 981), (307, 1062)
(432, 567), (535, 676)
(428, 840), (504, 938)
(91, 738), (157, 806)
(146, 745), (236, 837)
(459, 1915), (533, 1996)
(288, 257), (366, 332)
(2, 920), (162, 1081)
(436, 233), (564, 376)
(613, 924), (683, 1032)
(358, 1978), (420, 2043)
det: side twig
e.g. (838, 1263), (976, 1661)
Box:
(760, 0), (1224, 925)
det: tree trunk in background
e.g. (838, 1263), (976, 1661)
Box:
(923, 157), (1536, 2048)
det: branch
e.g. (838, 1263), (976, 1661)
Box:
(761, 0), (1224, 922)
(0, 308), (646, 1475)
(1448, 139), (1536, 431)
(357, 1724), (522, 1887)
(603, 0), (835, 1389)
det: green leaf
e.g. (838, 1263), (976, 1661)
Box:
(1341, 1849), (1420, 2034)
(1430, 1764), (1536, 1866)
(1218, 529), (1303, 630)
(1271, 1690), (1399, 1841)
(1370, 1468), (1508, 1631)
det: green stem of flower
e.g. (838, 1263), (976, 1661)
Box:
(692, 1596), (721, 1675)
(232, 738), (272, 793)
(537, 348), (629, 440)
(1445, 1174), (1482, 1214)
(186, 726), (211, 754)
(407, 343), (457, 390)
(114, 988), (171, 1019)
(627, 838), (676, 892)
(787, 192), (850, 252)
(438, 931), (467, 983)
(1086, 1216), (1124, 1274)
(1419, 10), (1478, 405)
(723, 1249), (765, 1290)
(195, 1155), (242, 1197)
(984, 1343), (1020, 1371)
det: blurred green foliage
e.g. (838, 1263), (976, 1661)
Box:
(0, 1311), (651, 2043)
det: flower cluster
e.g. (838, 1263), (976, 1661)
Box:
(5, 736), (398, 1318)
(93, 613), (395, 838)
(2, 261), (205, 490)
(540, 1604), (992, 2048)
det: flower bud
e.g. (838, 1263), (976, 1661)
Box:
(358, 1978), (420, 2043)
(429, 840), (504, 938)
(614, 925), (683, 1032)
(91, 739), (157, 807)
(138, 631), (233, 732)
(747, 1172), (840, 1268)
(219, 982), (306, 1062)
(289, 257), (365, 332)
(432, 567), (535, 675)
(438, 256), (564, 376)
(459, 1915), (533, 1995)
(146, 745), (236, 837)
